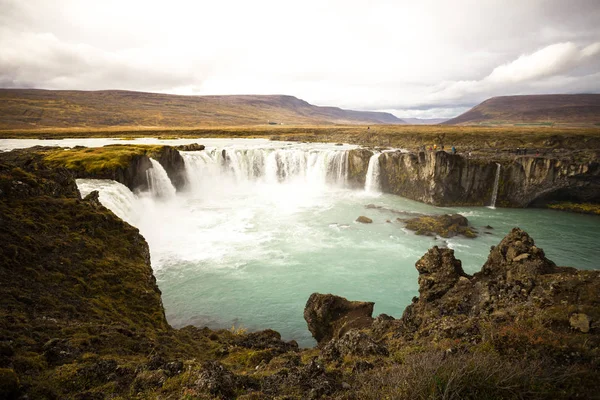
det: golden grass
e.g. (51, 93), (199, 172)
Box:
(43, 145), (165, 173)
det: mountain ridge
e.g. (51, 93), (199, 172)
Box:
(0, 89), (404, 129)
(443, 94), (600, 125)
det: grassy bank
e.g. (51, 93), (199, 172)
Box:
(1, 124), (600, 153)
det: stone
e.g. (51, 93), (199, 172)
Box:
(233, 329), (299, 353)
(415, 246), (469, 301)
(194, 361), (238, 399)
(176, 143), (205, 151)
(356, 216), (373, 223)
(322, 329), (389, 360)
(570, 313), (591, 333)
(304, 293), (374, 345)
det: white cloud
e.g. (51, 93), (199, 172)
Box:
(1, 0), (600, 118)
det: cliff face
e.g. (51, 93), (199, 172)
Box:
(500, 156), (600, 206)
(376, 150), (600, 207)
(42, 144), (187, 193)
(347, 148), (373, 188)
(379, 151), (497, 206)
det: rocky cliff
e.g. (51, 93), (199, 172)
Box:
(351, 148), (600, 207)
(41, 144), (187, 193)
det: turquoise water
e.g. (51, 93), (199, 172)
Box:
(17, 137), (595, 348)
(145, 188), (600, 348)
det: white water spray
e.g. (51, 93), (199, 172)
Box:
(488, 163), (501, 209)
(76, 179), (138, 224)
(146, 158), (177, 199)
(365, 153), (382, 193)
(182, 148), (349, 188)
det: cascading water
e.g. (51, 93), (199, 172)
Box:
(76, 179), (138, 224)
(488, 163), (501, 209)
(181, 148), (349, 188)
(365, 153), (382, 193)
(146, 158), (177, 199)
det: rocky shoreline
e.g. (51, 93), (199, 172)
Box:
(1, 148), (598, 399)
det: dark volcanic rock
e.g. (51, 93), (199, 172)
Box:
(403, 213), (477, 238)
(176, 143), (205, 151)
(415, 246), (469, 301)
(322, 329), (389, 360)
(150, 146), (187, 191)
(233, 329), (299, 353)
(479, 227), (556, 282)
(304, 293), (374, 345)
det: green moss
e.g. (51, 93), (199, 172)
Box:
(43, 144), (166, 174)
(547, 201), (600, 215)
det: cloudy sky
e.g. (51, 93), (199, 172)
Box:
(1, 0), (599, 118)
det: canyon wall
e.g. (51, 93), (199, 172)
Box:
(350, 149), (600, 207)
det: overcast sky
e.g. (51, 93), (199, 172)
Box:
(1, 0), (599, 118)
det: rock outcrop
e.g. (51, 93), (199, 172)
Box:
(347, 148), (373, 188)
(377, 150), (600, 207)
(402, 213), (477, 238)
(400, 227), (599, 342)
(304, 293), (375, 345)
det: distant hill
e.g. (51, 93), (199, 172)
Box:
(443, 94), (600, 126)
(0, 89), (404, 129)
(402, 118), (448, 125)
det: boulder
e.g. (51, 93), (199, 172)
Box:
(356, 216), (373, 224)
(176, 143), (205, 151)
(304, 293), (374, 345)
(403, 213), (477, 238)
(480, 228), (556, 282)
(415, 246), (469, 301)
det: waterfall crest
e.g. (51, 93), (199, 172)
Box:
(181, 148), (349, 189)
(489, 163), (501, 208)
(365, 153), (382, 193)
(147, 158), (177, 199)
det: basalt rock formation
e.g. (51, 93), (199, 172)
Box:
(347, 148), (373, 188)
(41, 144), (187, 192)
(373, 149), (600, 207)
(303, 293), (375, 346)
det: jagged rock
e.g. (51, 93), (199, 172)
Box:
(233, 329), (299, 353)
(194, 361), (238, 399)
(480, 228), (556, 282)
(321, 329), (388, 360)
(356, 216), (373, 224)
(570, 313), (591, 333)
(83, 190), (102, 207)
(304, 293), (374, 345)
(415, 247), (469, 301)
(176, 143), (205, 151)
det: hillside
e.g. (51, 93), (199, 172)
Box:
(0, 89), (404, 129)
(444, 94), (600, 125)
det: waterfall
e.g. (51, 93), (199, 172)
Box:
(365, 153), (382, 193)
(182, 148), (349, 188)
(489, 163), (501, 209)
(76, 179), (138, 224)
(146, 158), (177, 199)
